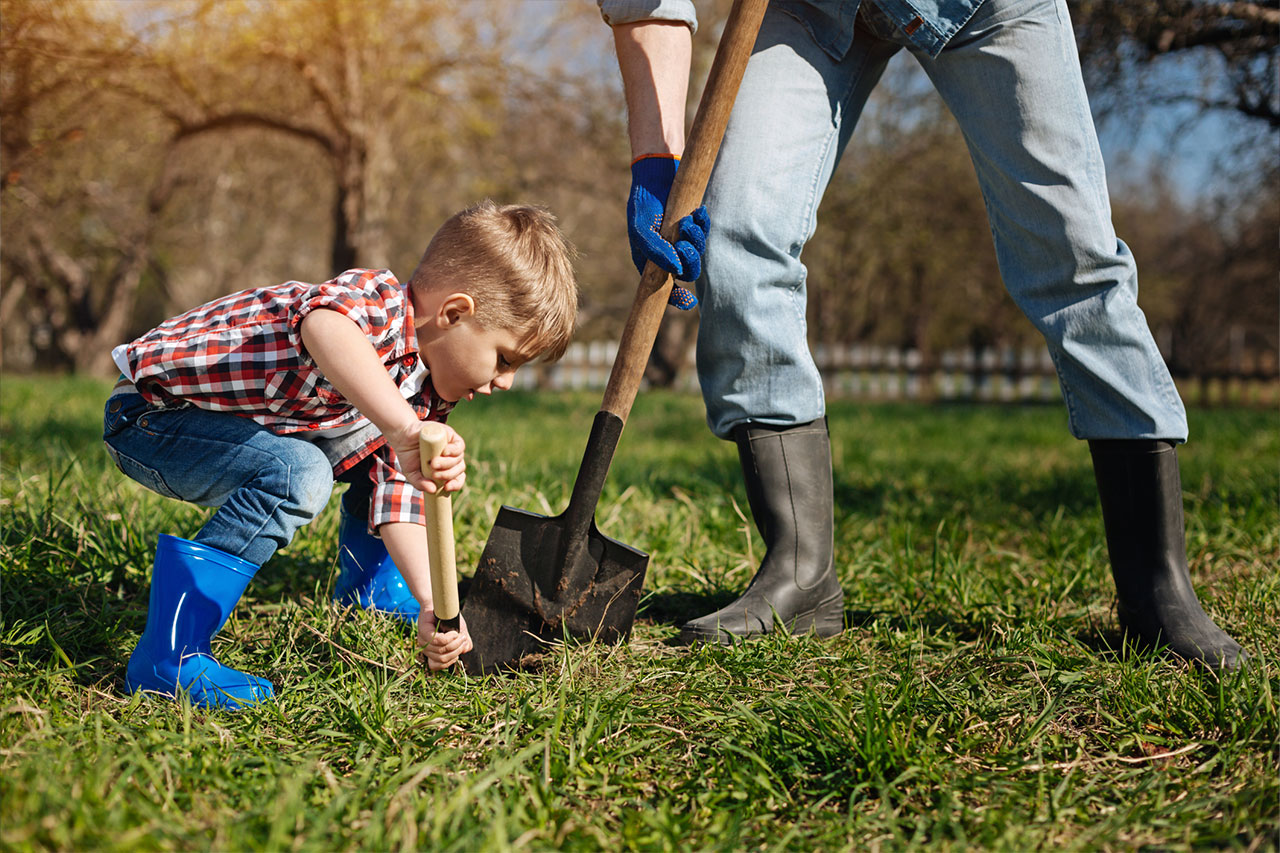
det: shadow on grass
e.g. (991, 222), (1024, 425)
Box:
(637, 587), (1018, 648)
(617, 442), (1102, 535)
(2, 565), (135, 691)
(1073, 625), (1126, 662)
(636, 583), (1162, 664)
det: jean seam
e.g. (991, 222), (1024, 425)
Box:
(130, 403), (193, 439)
(785, 49), (869, 419)
(1059, 14), (1110, 219)
(1148, 330), (1185, 426)
(193, 439), (297, 564)
(1045, 346), (1082, 436)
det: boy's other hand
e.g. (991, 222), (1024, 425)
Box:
(417, 611), (473, 672)
(388, 420), (466, 495)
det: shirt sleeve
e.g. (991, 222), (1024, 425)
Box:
(367, 448), (426, 531)
(597, 0), (698, 32)
(286, 269), (404, 367)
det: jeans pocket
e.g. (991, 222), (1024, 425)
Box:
(130, 402), (193, 437)
(103, 393), (147, 437)
(108, 448), (183, 500)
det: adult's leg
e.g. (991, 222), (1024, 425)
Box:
(1090, 440), (1241, 670)
(915, 0), (1184, 439)
(915, 0), (1241, 669)
(680, 418), (845, 643)
(684, 8), (898, 641)
(697, 7), (898, 437)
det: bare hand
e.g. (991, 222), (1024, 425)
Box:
(417, 610), (473, 672)
(388, 421), (466, 495)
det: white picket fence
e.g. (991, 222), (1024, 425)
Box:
(514, 341), (1066, 402)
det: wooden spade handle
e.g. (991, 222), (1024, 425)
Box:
(600, 0), (770, 424)
(419, 422), (460, 626)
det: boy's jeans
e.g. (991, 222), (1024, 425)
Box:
(103, 393), (334, 566)
(695, 0), (1188, 441)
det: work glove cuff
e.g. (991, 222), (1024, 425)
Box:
(629, 153), (680, 204)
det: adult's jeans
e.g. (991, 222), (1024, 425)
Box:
(695, 0), (1188, 442)
(103, 393), (334, 566)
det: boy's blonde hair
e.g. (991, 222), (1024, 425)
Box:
(410, 201), (578, 362)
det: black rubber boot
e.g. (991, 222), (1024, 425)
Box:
(681, 419), (845, 644)
(1089, 439), (1244, 672)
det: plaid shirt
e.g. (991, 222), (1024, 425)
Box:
(121, 268), (453, 531)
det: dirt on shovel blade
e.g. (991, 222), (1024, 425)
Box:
(459, 504), (647, 675)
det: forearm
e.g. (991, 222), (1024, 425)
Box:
(379, 521), (433, 608)
(613, 21), (692, 158)
(299, 308), (419, 441)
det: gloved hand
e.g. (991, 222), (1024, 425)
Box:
(627, 154), (709, 310)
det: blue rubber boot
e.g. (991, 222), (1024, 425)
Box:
(333, 507), (419, 625)
(126, 535), (275, 711)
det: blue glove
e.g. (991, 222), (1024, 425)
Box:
(628, 155), (709, 310)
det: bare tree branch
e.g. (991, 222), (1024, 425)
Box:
(170, 111), (338, 159)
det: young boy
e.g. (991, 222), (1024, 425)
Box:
(103, 201), (578, 710)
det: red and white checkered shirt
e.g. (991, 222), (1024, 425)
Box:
(120, 268), (453, 531)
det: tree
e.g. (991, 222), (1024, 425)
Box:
(1070, 0), (1279, 386)
(0, 0), (512, 373)
(0, 0), (169, 374)
(125, 0), (500, 274)
(1071, 0), (1279, 127)
(1112, 165), (1280, 389)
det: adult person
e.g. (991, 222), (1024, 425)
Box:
(599, 0), (1244, 671)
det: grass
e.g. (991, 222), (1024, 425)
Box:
(1, 374), (1277, 851)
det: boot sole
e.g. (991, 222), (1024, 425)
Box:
(127, 650), (275, 710)
(680, 594), (845, 646)
(1116, 614), (1246, 673)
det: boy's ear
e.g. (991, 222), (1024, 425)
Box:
(437, 293), (477, 327)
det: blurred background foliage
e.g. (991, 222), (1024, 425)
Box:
(1, 0), (1276, 383)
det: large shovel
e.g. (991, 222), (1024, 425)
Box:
(460, 0), (770, 675)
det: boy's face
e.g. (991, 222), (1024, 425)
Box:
(420, 296), (525, 403)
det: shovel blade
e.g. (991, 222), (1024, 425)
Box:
(459, 504), (648, 675)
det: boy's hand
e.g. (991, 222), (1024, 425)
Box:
(388, 421), (466, 495)
(417, 610), (473, 672)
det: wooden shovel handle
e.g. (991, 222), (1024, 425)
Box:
(600, 0), (769, 424)
(419, 422), (460, 627)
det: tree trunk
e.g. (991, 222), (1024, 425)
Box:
(331, 147), (361, 274)
(358, 134), (395, 269)
(74, 246), (152, 375)
(644, 311), (698, 389)
(0, 273), (28, 371)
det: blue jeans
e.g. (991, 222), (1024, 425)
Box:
(103, 393), (334, 566)
(695, 0), (1188, 442)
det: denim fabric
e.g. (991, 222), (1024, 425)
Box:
(337, 455), (377, 520)
(598, 0), (984, 58)
(694, 0), (1188, 442)
(103, 393), (334, 566)
(598, 0), (699, 32)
